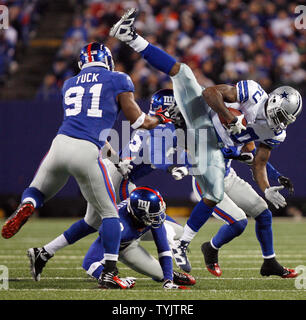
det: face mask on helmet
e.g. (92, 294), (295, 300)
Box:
(149, 89), (176, 116)
(128, 187), (166, 228)
(266, 86), (302, 131)
(78, 42), (115, 71)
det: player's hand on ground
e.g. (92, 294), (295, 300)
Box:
(163, 279), (190, 290)
(264, 186), (287, 209)
(227, 115), (246, 135)
(169, 166), (189, 180)
(121, 277), (136, 289)
(115, 158), (133, 179)
(278, 176), (294, 195)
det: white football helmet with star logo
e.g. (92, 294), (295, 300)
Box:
(266, 86), (302, 130)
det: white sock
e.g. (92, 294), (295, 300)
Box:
(44, 234), (69, 255)
(22, 197), (37, 208)
(180, 224), (197, 243)
(210, 239), (219, 250)
(128, 35), (149, 52)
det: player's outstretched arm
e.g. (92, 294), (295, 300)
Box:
(118, 91), (172, 130)
(109, 8), (181, 77)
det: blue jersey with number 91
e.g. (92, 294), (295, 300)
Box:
(58, 65), (134, 148)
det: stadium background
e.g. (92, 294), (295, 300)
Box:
(0, 0), (305, 220)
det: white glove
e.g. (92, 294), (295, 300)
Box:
(170, 166), (189, 180)
(163, 280), (189, 290)
(121, 277), (136, 289)
(115, 158), (133, 178)
(265, 186), (287, 209)
(227, 115), (247, 135)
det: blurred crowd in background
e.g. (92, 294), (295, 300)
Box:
(0, 0), (47, 85)
(0, 0), (305, 99)
(37, 0), (306, 100)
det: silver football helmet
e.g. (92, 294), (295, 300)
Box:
(266, 86), (302, 131)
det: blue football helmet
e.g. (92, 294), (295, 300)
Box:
(128, 186), (166, 228)
(78, 42), (114, 71)
(149, 89), (176, 115)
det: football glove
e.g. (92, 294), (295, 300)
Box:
(115, 158), (133, 179)
(278, 176), (294, 195)
(121, 277), (136, 289)
(264, 186), (287, 209)
(163, 279), (190, 290)
(227, 115), (246, 135)
(168, 166), (189, 180)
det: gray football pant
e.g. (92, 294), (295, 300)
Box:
(30, 134), (118, 219)
(171, 63), (225, 203)
(119, 220), (183, 281)
(86, 221), (183, 281)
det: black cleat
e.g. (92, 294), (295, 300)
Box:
(260, 258), (298, 278)
(98, 268), (129, 289)
(201, 241), (222, 277)
(27, 247), (53, 281)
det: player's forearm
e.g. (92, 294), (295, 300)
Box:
(252, 161), (270, 193)
(202, 87), (235, 124)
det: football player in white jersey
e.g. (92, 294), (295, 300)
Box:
(109, 9), (302, 278)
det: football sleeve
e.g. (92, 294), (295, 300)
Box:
(236, 80), (268, 123)
(115, 72), (135, 95)
(152, 225), (173, 281)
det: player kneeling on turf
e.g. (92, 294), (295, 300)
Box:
(27, 187), (195, 290)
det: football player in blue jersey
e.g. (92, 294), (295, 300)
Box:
(109, 9), (302, 279)
(1, 42), (175, 289)
(27, 187), (195, 290)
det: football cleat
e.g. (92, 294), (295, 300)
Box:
(109, 8), (138, 42)
(27, 247), (53, 281)
(201, 241), (222, 277)
(171, 240), (192, 273)
(2, 202), (35, 239)
(173, 271), (196, 286)
(260, 258), (298, 278)
(98, 269), (129, 289)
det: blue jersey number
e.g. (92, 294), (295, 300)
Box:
(230, 127), (259, 144)
(64, 84), (103, 118)
(252, 85), (264, 104)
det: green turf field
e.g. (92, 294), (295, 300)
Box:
(0, 217), (305, 300)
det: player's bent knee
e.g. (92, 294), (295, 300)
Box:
(232, 218), (248, 235)
(250, 197), (268, 218)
